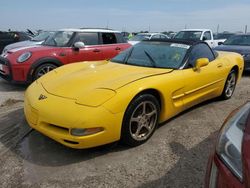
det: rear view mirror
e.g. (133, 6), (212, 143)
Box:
(73, 41), (85, 50)
(202, 36), (207, 41)
(194, 58), (209, 71)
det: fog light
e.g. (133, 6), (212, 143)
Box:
(71, 127), (104, 136)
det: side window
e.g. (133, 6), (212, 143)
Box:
(75, 32), (99, 45)
(160, 35), (167, 39)
(151, 34), (161, 39)
(101, 33), (117, 44)
(115, 33), (125, 43)
(203, 31), (212, 40)
(188, 43), (215, 67)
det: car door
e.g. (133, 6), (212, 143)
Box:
(65, 32), (104, 64)
(98, 32), (129, 60)
(203, 31), (214, 48)
(181, 43), (226, 109)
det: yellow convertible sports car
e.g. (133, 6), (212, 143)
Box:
(24, 39), (244, 149)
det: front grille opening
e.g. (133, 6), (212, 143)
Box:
(63, 140), (79, 145)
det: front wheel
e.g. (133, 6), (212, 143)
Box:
(220, 70), (237, 100)
(121, 94), (160, 147)
(33, 63), (58, 80)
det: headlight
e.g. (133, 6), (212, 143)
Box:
(216, 102), (250, 181)
(17, 52), (32, 63)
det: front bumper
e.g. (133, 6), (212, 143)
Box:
(0, 56), (13, 81)
(0, 56), (31, 84)
(205, 153), (244, 188)
(24, 81), (123, 149)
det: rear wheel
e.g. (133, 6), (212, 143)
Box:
(121, 94), (160, 147)
(220, 70), (237, 100)
(33, 63), (58, 80)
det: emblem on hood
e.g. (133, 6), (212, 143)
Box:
(38, 94), (47, 100)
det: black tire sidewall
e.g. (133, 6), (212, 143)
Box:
(121, 94), (160, 147)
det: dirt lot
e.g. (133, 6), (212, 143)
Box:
(0, 75), (249, 188)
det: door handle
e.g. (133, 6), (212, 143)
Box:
(93, 49), (101, 52)
(115, 47), (121, 51)
(217, 63), (223, 68)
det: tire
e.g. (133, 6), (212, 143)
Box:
(220, 70), (237, 100)
(121, 94), (160, 147)
(33, 63), (58, 80)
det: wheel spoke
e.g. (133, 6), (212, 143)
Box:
(143, 123), (152, 132)
(146, 110), (157, 118)
(134, 125), (142, 137)
(131, 117), (140, 123)
(142, 102), (147, 114)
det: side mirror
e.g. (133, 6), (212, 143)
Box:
(218, 42), (224, 45)
(194, 58), (209, 71)
(73, 41), (85, 50)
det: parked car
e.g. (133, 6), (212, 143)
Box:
(0, 28), (131, 84)
(205, 102), (250, 188)
(214, 32), (235, 45)
(128, 33), (169, 45)
(174, 29), (223, 48)
(2, 31), (55, 54)
(0, 31), (31, 53)
(24, 39), (243, 149)
(214, 34), (250, 71)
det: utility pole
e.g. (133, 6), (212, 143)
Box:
(245, 25), (248, 34)
(216, 24), (220, 34)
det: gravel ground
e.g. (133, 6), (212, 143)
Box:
(0, 75), (249, 188)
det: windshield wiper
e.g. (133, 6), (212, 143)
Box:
(144, 50), (156, 67)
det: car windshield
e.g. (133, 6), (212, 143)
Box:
(129, 34), (151, 41)
(223, 35), (250, 46)
(43, 31), (74, 47)
(32, 31), (54, 42)
(174, 31), (202, 40)
(111, 41), (189, 69)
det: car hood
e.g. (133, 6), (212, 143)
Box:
(214, 45), (250, 55)
(7, 45), (59, 54)
(40, 61), (173, 100)
(4, 40), (42, 52)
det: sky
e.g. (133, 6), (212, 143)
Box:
(1, 0), (250, 33)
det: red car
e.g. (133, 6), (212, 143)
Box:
(205, 102), (250, 188)
(0, 29), (131, 84)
